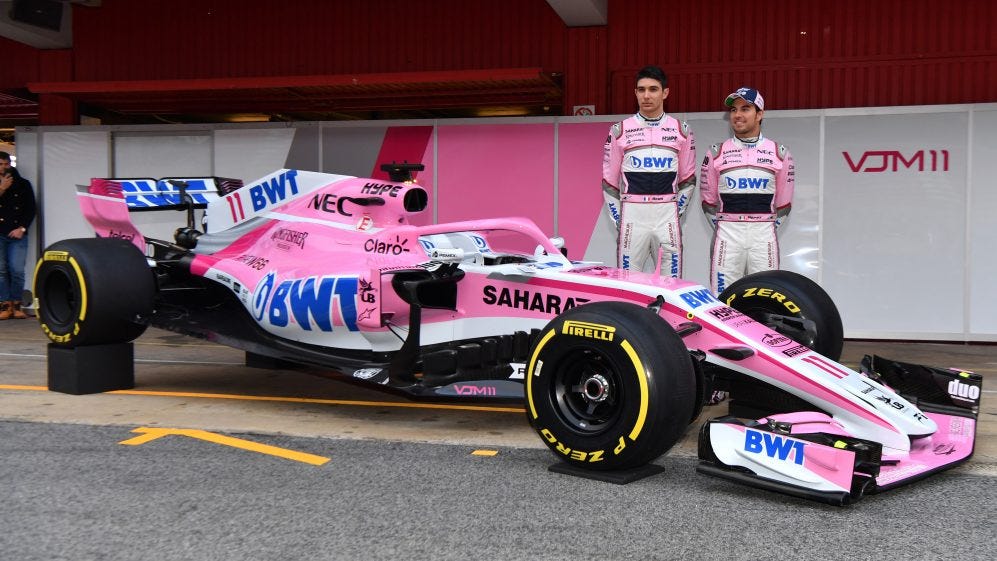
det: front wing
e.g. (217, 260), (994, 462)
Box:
(696, 356), (981, 505)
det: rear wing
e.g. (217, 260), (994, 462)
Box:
(91, 176), (244, 211)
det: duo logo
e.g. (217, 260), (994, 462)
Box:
(680, 288), (717, 309)
(629, 155), (674, 169)
(744, 429), (806, 465)
(119, 179), (214, 208)
(249, 170), (300, 212)
(725, 177), (770, 190)
(252, 271), (359, 331)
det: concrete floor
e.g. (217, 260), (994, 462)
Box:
(0, 319), (994, 470)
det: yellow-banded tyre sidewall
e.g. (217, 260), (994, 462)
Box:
(34, 251), (89, 345)
(33, 238), (154, 348)
(719, 270), (843, 360)
(526, 301), (695, 471)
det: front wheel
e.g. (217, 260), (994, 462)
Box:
(719, 270), (843, 360)
(34, 237), (155, 347)
(526, 301), (695, 471)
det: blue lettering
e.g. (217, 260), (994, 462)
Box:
(680, 288), (717, 309)
(745, 430), (763, 453)
(641, 156), (674, 168)
(716, 272), (726, 293)
(259, 275), (359, 332)
(268, 281), (292, 327)
(253, 272), (276, 321)
(622, 255), (631, 269)
(744, 429), (806, 465)
(250, 185), (268, 211)
(249, 170), (300, 212)
(289, 278), (334, 331)
(728, 177), (771, 190)
(333, 277), (359, 331)
(121, 179), (214, 208)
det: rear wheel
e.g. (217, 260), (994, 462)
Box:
(719, 270), (843, 360)
(526, 301), (695, 471)
(34, 238), (155, 347)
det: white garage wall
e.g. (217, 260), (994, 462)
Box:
(15, 102), (997, 341)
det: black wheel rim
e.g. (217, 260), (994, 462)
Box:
(551, 347), (624, 435)
(41, 269), (78, 326)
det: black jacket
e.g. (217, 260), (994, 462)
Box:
(0, 171), (36, 236)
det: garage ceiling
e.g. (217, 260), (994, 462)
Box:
(18, 67), (563, 124)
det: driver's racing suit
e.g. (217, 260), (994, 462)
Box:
(602, 113), (696, 277)
(700, 136), (794, 294)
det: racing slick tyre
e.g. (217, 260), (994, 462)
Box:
(526, 302), (696, 471)
(718, 270), (843, 360)
(34, 238), (155, 348)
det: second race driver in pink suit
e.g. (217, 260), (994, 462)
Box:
(602, 66), (697, 277)
(700, 87), (795, 294)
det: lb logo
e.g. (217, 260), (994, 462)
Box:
(562, 320), (615, 341)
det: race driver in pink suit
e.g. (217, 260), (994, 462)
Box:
(700, 87), (795, 294)
(602, 66), (697, 277)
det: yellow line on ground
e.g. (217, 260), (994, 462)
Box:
(0, 384), (526, 413)
(471, 449), (499, 456)
(120, 427), (330, 465)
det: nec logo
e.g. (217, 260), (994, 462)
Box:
(725, 177), (770, 189)
(629, 155), (674, 169)
(843, 150), (950, 173)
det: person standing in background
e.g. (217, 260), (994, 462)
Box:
(700, 88), (794, 294)
(602, 65), (697, 277)
(0, 152), (36, 320)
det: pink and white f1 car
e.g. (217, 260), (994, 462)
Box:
(34, 164), (981, 505)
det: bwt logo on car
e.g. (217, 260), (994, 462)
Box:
(842, 150), (950, 173)
(252, 271), (359, 331)
(629, 155), (674, 169)
(725, 177), (770, 190)
(119, 179), (214, 208)
(744, 429), (806, 465)
(680, 288), (718, 309)
(249, 170), (300, 211)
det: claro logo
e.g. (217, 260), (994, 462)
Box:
(843, 150), (949, 173)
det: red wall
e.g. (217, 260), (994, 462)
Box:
(604, 0), (997, 112)
(7, 0), (996, 116)
(71, 0), (567, 80)
(1, 36), (40, 88)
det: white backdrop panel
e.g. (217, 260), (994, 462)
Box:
(759, 114), (821, 285)
(112, 132), (213, 242)
(823, 111), (968, 337)
(969, 109), (997, 336)
(41, 131), (111, 242)
(214, 127), (297, 184)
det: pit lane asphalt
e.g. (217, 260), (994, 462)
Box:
(1, 320), (995, 560)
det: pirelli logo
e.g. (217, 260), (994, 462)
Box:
(562, 320), (615, 341)
(43, 251), (70, 262)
